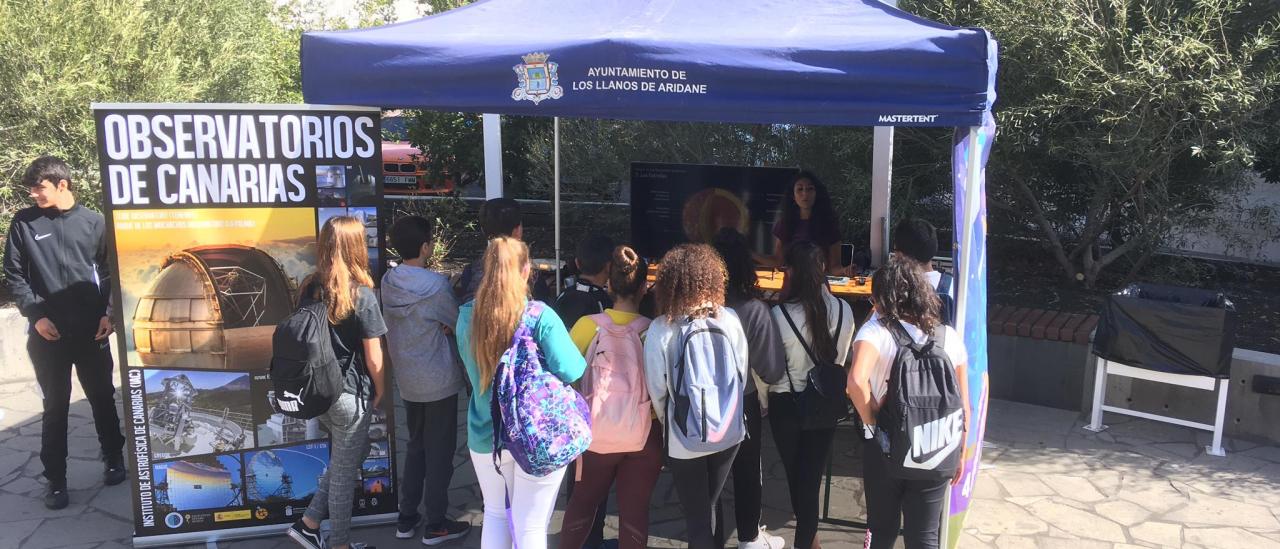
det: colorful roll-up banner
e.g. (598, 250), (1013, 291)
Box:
(945, 112), (996, 548)
(91, 103), (397, 547)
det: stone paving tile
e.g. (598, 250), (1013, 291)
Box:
(22, 512), (133, 549)
(1026, 499), (1126, 542)
(1130, 521), (1183, 547)
(1162, 492), (1280, 529)
(1094, 499), (1151, 527)
(1185, 526), (1280, 548)
(0, 518), (43, 548)
(1040, 473), (1105, 502)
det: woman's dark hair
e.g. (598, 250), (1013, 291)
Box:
(776, 170), (838, 243)
(608, 245), (648, 300)
(712, 228), (758, 302)
(779, 240), (836, 363)
(654, 244), (726, 321)
(871, 255), (942, 332)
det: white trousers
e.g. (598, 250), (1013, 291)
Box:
(470, 450), (568, 549)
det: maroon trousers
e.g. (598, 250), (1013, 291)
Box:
(558, 420), (664, 549)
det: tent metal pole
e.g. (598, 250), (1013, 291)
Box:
(483, 114), (503, 198)
(870, 126), (894, 267)
(554, 117), (562, 295)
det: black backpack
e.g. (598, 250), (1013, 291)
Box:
(877, 320), (964, 480)
(779, 303), (851, 430)
(936, 272), (956, 327)
(269, 297), (345, 419)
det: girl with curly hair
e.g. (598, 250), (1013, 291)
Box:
(643, 243), (749, 549)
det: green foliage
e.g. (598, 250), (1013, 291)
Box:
(0, 0), (303, 252)
(387, 194), (477, 268)
(905, 0), (1280, 287)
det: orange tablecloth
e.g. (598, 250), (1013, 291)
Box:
(643, 267), (871, 298)
(753, 269), (871, 298)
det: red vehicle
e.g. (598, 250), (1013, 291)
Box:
(381, 114), (455, 196)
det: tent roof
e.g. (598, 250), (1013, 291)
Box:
(301, 0), (996, 127)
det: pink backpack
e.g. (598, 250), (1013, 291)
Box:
(581, 314), (653, 454)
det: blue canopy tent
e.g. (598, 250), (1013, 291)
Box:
(302, 0), (996, 545)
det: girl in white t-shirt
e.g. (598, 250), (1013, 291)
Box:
(847, 257), (971, 549)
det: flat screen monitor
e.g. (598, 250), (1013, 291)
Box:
(630, 162), (796, 260)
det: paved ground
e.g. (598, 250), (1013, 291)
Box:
(1, 376), (1278, 549)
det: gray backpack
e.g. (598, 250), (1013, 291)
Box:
(666, 314), (745, 453)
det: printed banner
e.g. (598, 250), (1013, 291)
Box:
(92, 104), (396, 545)
(945, 113), (996, 548)
(629, 162), (796, 260)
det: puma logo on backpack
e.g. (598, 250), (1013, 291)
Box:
(877, 320), (964, 480)
(667, 314), (744, 453)
(269, 298), (344, 420)
(582, 314), (653, 454)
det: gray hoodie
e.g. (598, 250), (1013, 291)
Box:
(381, 264), (465, 403)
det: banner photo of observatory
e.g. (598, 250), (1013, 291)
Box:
(145, 370), (255, 459)
(113, 207), (318, 371)
(242, 442), (330, 522)
(154, 454), (244, 513)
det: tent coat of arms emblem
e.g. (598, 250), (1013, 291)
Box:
(512, 52), (563, 104)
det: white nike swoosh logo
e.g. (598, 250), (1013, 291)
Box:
(34, 233), (52, 241)
(902, 436), (962, 470)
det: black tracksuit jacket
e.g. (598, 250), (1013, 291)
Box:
(3, 204), (112, 340)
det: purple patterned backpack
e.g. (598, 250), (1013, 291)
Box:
(490, 301), (592, 476)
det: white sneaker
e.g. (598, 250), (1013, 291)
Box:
(739, 528), (786, 549)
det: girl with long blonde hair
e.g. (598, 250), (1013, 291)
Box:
(455, 237), (586, 549)
(288, 216), (387, 549)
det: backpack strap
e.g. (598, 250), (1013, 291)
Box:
(779, 303), (842, 369)
(885, 319), (916, 349)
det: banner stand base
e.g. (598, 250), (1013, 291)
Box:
(133, 512), (398, 548)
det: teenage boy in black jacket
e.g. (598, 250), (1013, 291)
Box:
(3, 156), (126, 510)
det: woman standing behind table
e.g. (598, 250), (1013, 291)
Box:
(767, 241), (855, 549)
(559, 245), (664, 549)
(644, 244), (750, 549)
(710, 229), (788, 549)
(760, 170), (845, 274)
(286, 216), (387, 549)
(456, 237), (587, 549)
(847, 257), (970, 549)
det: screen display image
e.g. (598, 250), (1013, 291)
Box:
(243, 442), (329, 505)
(155, 455), (244, 512)
(144, 370), (254, 459)
(630, 162), (797, 259)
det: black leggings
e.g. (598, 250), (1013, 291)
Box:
(669, 444), (740, 549)
(768, 393), (836, 549)
(712, 393), (765, 544)
(861, 439), (950, 549)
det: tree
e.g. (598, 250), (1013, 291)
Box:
(0, 0), (303, 246)
(905, 0), (1280, 287)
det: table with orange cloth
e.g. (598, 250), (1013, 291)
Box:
(643, 267), (872, 299)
